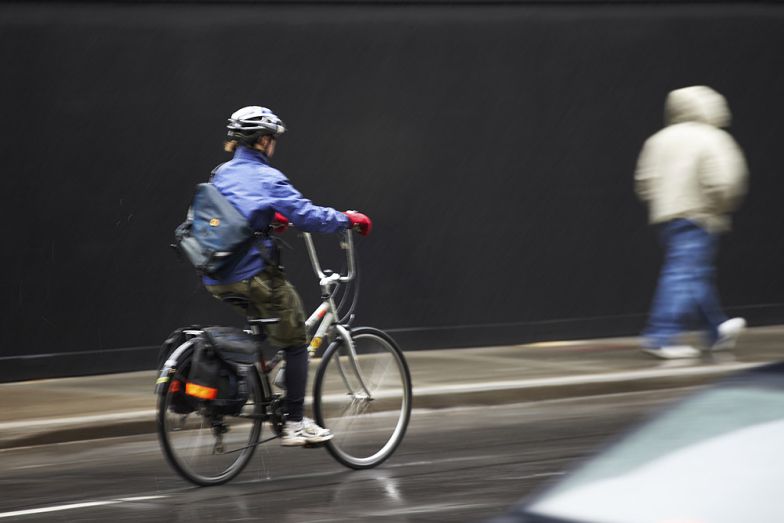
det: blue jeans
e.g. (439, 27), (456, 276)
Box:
(643, 219), (728, 347)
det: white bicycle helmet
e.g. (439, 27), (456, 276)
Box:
(226, 106), (286, 145)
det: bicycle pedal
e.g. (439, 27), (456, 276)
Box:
(302, 442), (327, 449)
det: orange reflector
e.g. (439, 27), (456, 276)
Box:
(169, 380), (181, 393)
(185, 382), (218, 400)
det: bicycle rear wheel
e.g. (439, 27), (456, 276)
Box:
(156, 351), (264, 486)
(313, 327), (412, 469)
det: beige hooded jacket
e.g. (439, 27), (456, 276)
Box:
(634, 85), (748, 233)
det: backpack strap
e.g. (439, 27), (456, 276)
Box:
(254, 232), (283, 270)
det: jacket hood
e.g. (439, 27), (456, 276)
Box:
(665, 85), (731, 128)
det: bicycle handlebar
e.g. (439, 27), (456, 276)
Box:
(302, 229), (356, 287)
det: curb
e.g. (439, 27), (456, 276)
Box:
(0, 361), (761, 450)
(411, 361), (760, 409)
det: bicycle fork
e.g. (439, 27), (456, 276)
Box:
(333, 324), (373, 400)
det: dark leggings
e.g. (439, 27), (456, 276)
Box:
(283, 344), (308, 421)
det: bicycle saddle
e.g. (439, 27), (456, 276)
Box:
(219, 293), (251, 309)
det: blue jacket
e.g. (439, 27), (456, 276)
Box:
(202, 146), (349, 285)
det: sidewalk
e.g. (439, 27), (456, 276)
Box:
(1, 325), (782, 449)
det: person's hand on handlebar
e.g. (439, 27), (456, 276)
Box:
(271, 211), (290, 234)
(344, 211), (372, 236)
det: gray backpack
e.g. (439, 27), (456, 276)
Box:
(173, 183), (255, 278)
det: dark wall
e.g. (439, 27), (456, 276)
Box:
(2, 2), (783, 381)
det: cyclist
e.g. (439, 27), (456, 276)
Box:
(203, 105), (372, 446)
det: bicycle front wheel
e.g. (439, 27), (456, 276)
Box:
(156, 352), (264, 486)
(313, 327), (412, 469)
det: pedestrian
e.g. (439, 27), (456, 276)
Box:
(203, 106), (372, 443)
(635, 86), (748, 359)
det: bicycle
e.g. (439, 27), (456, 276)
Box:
(155, 230), (412, 486)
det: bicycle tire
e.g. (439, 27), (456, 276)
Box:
(313, 327), (412, 469)
(156, 341), (264, 486)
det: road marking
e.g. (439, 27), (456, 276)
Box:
(527, 340), (599, 348)
(13, 463), (50, 471)
(0, 501), (119, 519)
(117, 496), (167, 502)
(0, 496), (167, 519)
(365, 502), (494, 516)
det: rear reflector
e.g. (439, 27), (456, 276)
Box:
(185, 382), (218, 400)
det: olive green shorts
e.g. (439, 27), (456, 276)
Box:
(205, 265), (307, 348)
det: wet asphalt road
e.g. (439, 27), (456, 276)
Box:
(0, 389), (693, 522)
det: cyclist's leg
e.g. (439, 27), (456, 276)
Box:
(204, 272), (305, 414)
(249, 266), (307, 350)
(247, 266), (332, 445)
(204, 266), (307, 353)
(207, 267), (329, 443)
(248, 266), (308, 420)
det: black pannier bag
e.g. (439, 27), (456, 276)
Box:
(201, 326), (261, 365)
(158, 324), (202, 369)
(185, 327), (260, 415)
(159, 325), (202, 415)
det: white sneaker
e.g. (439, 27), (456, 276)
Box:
(711, 317), (746, 352)
(641, 345), (701, 359)
(281, 417), (333, 447)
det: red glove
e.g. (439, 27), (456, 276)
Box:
(344, 210), (372, 236)
(271, 212), (289, 234)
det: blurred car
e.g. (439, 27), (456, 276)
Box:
(491, 361), (784, 523)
